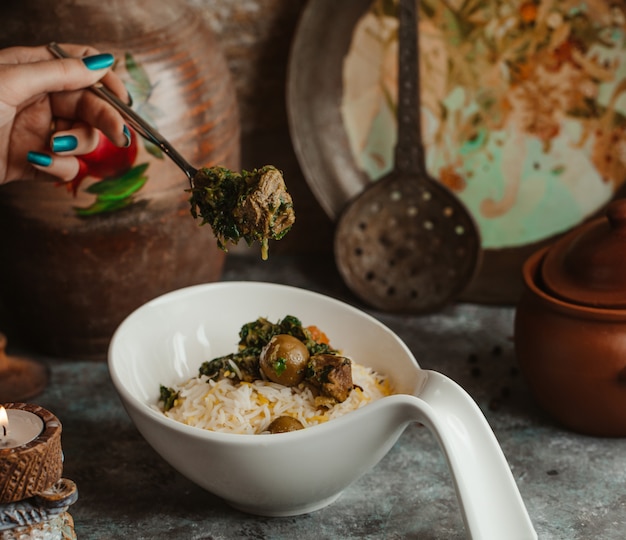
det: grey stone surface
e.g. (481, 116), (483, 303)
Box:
(29, 255), (626, 539)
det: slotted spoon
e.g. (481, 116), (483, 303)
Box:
(334, 0), (481, 313)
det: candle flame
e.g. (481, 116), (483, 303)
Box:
(0, 407), (7, 438)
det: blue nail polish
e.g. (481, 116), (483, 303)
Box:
(52, 135), (78, 152)
(27, 151), (53, 167)
(82, 53), (115, 70)
(122, 125), (131, 148)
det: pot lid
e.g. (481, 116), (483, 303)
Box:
(541, 199), (626, 309)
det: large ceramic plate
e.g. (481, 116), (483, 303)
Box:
(287, 0), (626, 302)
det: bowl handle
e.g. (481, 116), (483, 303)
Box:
(407, 370), (537, 540)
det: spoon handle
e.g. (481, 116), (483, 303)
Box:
(411, 371), (537, 540)
(47, 42), (198, 183)
(395, 0), (425, 175)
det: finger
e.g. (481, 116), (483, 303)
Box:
(50, 123), (100, 155)
(98, 71), (130, 105)
(50, 91), (130, 148)
(0, 44), (101, 64)
(51, 44), (129, 103)
(0, 44), (130, 105)
(0, 53), (115, 108)
(0, 44), (131, 147)
(53, 118), (74, 132)
(26, 151), (81, 183)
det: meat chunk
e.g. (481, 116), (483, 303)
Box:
(233, 165), (295, 245)
(189, 165), (295, 260)
(306, 353), (353, 403)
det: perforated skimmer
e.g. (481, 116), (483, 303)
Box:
(334, 0), (481, 313)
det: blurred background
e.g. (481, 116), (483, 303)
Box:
(189, 0), (334, 255)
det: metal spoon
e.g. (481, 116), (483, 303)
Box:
(47, 42), (198, 185)
(334, 0), (481, 313)
(48, 42), (295, 259)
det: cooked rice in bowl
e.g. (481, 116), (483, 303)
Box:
(157, 362), (393, 435)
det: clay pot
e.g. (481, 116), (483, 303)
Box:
(514, 200), (626, 436)
(0, 1), (240, 359)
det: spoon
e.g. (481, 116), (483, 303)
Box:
(334, 0), (481, 313)
(48, 42), (198, 185)
(47, 42), (296, 259)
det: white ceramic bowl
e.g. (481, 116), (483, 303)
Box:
(109, 282), (536, 538)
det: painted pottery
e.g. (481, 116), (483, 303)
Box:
(514, 200), (626, 436)
(0, 1), (240, 358)
(288, 0), (626, 303)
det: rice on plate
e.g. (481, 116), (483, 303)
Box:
(156, 315), (394, 434)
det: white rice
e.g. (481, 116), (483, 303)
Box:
(157, 362), (393, 435)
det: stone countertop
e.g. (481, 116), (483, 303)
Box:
(28, 255), (626, 539)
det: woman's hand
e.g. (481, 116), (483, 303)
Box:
(0, 43), (131, 185)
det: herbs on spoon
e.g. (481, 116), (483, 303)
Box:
(189, 165), (295, 260)
(47, 42), (296, 260)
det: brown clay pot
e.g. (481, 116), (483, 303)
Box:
(0, 1), (240, 359)
(514, 200), (626, 437)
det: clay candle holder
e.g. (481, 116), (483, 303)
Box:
(0, 403), (77, 539)
(0, 403), (62, 503)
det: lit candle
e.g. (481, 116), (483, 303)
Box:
(0, 403), (63, 503)
(0, 406), (44, 449)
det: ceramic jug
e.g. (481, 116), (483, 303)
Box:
(0, 0), (240, 358)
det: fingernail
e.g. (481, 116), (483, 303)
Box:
(52, 135), (78, 152)
(122, 125), (132, 148)
(27, 151), (53, 167)
(82, 53), (115, 70)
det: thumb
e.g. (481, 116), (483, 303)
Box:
(0, 54), (115, 107)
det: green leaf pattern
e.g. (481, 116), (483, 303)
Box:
(74, 165), (149, 217)
(71, 52), (164, 216)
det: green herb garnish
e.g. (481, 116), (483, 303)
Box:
(197, 316), (337, 383)
(159, 385), (179, 412)
(189, 165), (295, 259)
(272, 357), (287, 376)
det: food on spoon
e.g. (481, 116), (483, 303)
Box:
(157, 315), (393, 434)
(189, 165), (295, 260)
